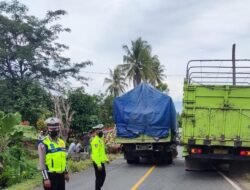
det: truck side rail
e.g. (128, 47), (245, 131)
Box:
(186, 59), (250, 85)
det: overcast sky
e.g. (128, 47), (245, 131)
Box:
(17, 0), (250, 101)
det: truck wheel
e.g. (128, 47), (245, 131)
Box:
(167, 157), (173, 165)
(126, 157), (140, 164)
(134, 157), (140, 164)
(126, 159), (134, 164)
(162, 154), (173, 165)
(155, 155), (172, 165)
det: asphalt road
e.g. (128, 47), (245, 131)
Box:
(39, 154), (240, 190)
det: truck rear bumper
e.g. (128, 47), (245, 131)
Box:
(188, 154), (250, 161)
(123, 143), (175, 159)
(124, 150), (171, 158)
(185, 145), (250, 161)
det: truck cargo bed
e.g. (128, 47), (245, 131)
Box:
(182, 60), (250, 148)
(182, 84), (250, 147)
(116, 134), (171, 144)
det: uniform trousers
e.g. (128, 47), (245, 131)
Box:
(43, 172), (65, 190)
(93, 162), (106, 190)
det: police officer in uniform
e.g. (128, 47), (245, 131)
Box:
(91, 125), (109, 190)
(38, 117), (69, 190)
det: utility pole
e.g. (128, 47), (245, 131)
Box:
(232, 44), (236, 85)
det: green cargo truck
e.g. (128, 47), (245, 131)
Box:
(182, 59), (250, 168)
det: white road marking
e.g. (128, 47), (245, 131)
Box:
(217, 170), (242, 190)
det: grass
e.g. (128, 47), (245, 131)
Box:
(6, 154), (121, 190)
(6, 159), (93, 190)
(7, 174), (41, 190)
(6, 158), (41, 190)
(67, 153), (121, 173)
(68, 159), (93, 173)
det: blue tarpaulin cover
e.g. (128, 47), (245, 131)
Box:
(113, 83), (176, 138)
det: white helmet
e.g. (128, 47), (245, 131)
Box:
(45, 117), (60, 127)
(45, 117), (60, 137)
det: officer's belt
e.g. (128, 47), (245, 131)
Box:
(47, 148), (66, 153)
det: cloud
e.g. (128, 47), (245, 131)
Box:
(18, 0), (250, 100)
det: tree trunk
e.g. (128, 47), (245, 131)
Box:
(52, 95), (75, 141)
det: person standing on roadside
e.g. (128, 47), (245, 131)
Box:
(76, 140), (83, 153)
(38, 117), (69, 190)
(83, 133), (90, 153)
(91, 125), (109, 190)
(68, 139), (76, 156)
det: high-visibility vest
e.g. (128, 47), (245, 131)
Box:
(43, 136), (67, 173)
(90, 135), (108, 167)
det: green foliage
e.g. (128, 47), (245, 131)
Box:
(0, 112), (21, 134)
(0, 112), (36, 189)
(98, 94), (114, 125)
(0, 80), (53, 125)
(0, 146), (36, 187)
(66, 91), (114, 134)
(68, 89), (101, 132)
(0, 0), (92, 90)
(0, 112), (23, 152)
(0, 0), (92, 125)
(156, 82), (169, 93)
(14, 125), (37, 141)
(36, 118), (46, 131)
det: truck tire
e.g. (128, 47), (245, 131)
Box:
(166, 156), (173, 165)
(163, 154), (173, 165)
(155, 154), (172, 165)
(126, 159), (134, 164)
(126, 157), (140, 164)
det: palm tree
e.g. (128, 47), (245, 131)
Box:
(104, 67), (127, 96)
(148, 55), (166, 86)
(156, 82), (169, 93)
(120, 37), (166, 87)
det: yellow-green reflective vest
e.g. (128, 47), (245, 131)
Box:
(43, 136), (66, 173)
(90, 135), (108, 167)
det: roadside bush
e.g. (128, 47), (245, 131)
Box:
(36, 118), (46, 131)
(67, 159), (92, 173)
(0, 112), (37, 189)
(0, 146), (37, 187)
